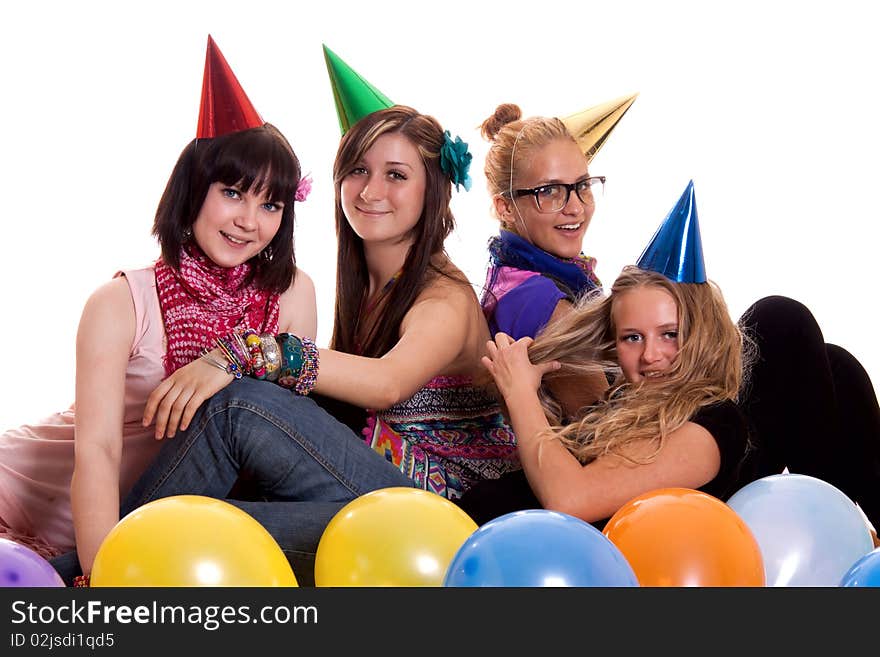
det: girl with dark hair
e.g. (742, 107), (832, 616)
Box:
(0, 37), (317, 581)
(138, 54), (521, 507)
(314, 105), (519, 498)
(59, 89), (522, 585)
(129, 103), (519, 505)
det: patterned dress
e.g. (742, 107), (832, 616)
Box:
(361, 376), (520, 500)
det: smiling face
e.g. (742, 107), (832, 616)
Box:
(612, 285), (681, 384)
(191, 181), (284, 268)
(497, 138), (593, 259)
(340, 132), (427, 247)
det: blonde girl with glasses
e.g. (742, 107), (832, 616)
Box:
(478, 102), (630, 418)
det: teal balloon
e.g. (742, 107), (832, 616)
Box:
(840, 549), (880, 587)
(727, 474), (874, 586)
(443, 509), (638, 587)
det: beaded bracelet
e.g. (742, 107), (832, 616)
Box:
(215, 328), (286, 381)
(272, 333), (319, 395)
(294, 337), (319, 396)
(213, 329), (318, 395)
(73, 574), (90, 588)
(243, 330), (267, 379)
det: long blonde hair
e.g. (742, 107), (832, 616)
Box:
(529, 266), (751, 463)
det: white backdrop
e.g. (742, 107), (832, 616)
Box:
(1, 0), (877, 430)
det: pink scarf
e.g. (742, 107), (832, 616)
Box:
(155, 246), (280, 376)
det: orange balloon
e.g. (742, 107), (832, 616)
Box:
(603, 488), (764, 587)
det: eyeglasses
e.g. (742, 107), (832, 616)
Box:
(509, 175), (606, 213)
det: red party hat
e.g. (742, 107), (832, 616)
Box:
(196, 35), (263, 138)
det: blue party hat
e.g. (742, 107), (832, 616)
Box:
(636, 180), (706, 283)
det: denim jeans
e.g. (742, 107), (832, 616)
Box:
(51, 377), (413, 586)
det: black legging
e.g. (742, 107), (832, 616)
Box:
(736, 296), (880, 528)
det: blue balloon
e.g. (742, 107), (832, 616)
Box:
(840, 548), (880, 587)
(443, 509), (639, 587)
(727, 474), (874, 586)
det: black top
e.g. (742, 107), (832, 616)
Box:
(454, 400), (751, 530)
(690, 400), (751, 500)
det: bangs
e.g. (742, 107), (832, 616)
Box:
(203, 125), (300, 205)
(335, 116), (397, 180)
(335, 107), (440, 182)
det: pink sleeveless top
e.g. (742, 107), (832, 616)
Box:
(0, 267), (166, 558)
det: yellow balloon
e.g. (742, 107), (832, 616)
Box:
(315, 487), (478, 587)
(91, 495), (297, 587)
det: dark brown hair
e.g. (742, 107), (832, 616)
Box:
(330, 105), (457, 357)
(152, 123), (302, 293)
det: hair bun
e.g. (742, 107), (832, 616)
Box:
(480, 103), (522, 141)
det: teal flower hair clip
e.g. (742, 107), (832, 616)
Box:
(439, 130), (473, 192)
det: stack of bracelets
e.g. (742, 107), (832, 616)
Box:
(201, 330), (319, 397)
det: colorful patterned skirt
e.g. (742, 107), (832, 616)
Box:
(362, 376), (521, 499)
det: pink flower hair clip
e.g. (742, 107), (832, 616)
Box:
(295, 174), (313, 202)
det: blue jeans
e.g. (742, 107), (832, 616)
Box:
(51, 377), (413, 585)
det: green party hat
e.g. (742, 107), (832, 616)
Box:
(323, 45), (394, 134)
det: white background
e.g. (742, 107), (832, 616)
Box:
(1, 0), (877, 430)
